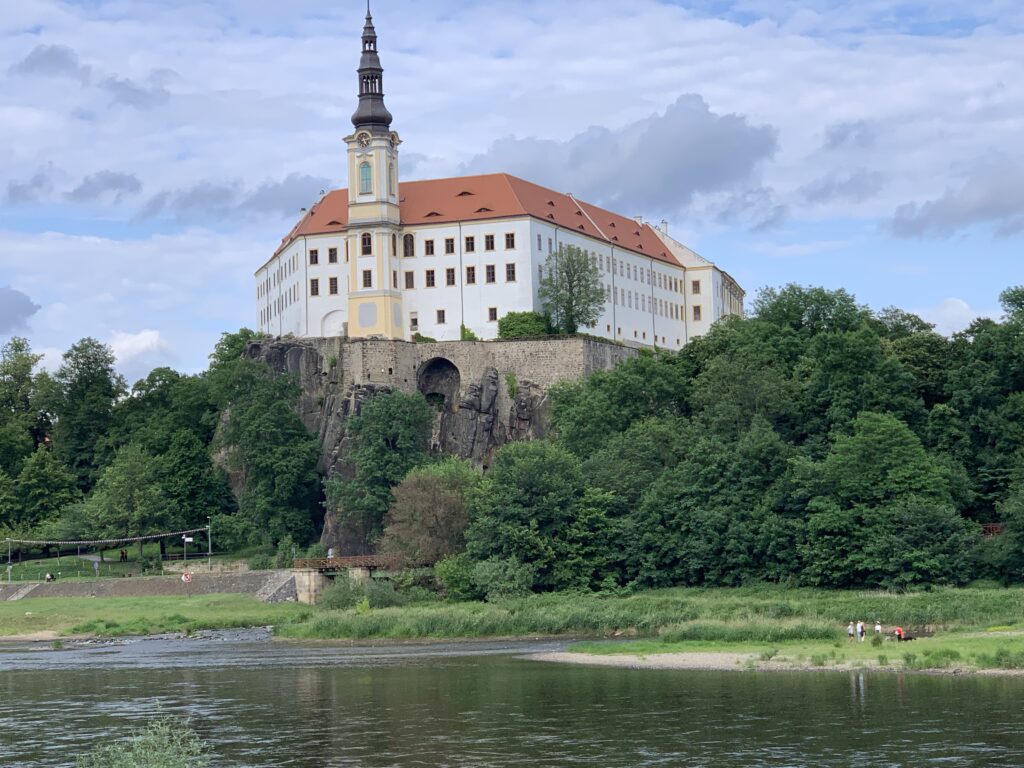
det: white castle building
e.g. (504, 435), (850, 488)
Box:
(255, 9), (744, 348)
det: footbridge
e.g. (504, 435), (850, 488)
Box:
(292, 555), (406, 604)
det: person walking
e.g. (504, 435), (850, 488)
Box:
(848, 622), (855, 643)
(874, 620), (882, 635)
(857, 620), (866, 642)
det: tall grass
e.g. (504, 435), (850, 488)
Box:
(277, 585), (1024, 641)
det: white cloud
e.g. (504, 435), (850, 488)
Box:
(917, 297), (998, 335)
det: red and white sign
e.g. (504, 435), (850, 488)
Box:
(181, 572), (192, 584)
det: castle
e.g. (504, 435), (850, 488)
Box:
(255, 7), (744, 349)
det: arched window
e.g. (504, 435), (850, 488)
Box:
(361, 232), (372, 256)
(388, 163), (395, 196)
(359, 162), (372, 194)
(403, 234), (415, 258)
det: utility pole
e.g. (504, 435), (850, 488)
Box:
(207, 517), (212, 573)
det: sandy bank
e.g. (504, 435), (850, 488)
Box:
(529, 650), (1024, 676)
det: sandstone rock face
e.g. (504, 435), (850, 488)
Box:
(239, 335), (637, 553)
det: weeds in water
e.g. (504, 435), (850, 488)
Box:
(810, 654), (828, 667)
(51, 639), (64, 650)
(902, 652), (918, 668)
(877, 654), (888, 667)
(759, 648), (779, 661)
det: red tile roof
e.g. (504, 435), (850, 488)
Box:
(271, 173), (678, 266)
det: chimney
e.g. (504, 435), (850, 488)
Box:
(659, 219), (669, 234)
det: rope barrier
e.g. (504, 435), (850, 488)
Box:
(4, 528), (209, 547)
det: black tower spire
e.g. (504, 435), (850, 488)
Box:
(351, 4), (393, 131)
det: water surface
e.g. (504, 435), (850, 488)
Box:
(2, 633), (1022, 766)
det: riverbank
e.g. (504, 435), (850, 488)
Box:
(0, 594), (311, 639)
(539, 629), (1024, 675)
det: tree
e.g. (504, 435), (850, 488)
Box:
(537, 244), (605, 334)
(497, 311), (551, 339)
(87, 443), (170, 557)
(325, 390), (434, 551)
(379, 459), (480, 566)
(14, 446), (80, 532)
(465, 441), (615, 591)
(53, 338), (126, 490)
(1000, 285), (1024, 322)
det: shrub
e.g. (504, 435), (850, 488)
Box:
(247, 553), (274, 571)
(471, 557), (536, 601)
(435, 554), (482, 601)
(413, 333), (437, 343)
(319, 576), (365, 610)
(497, 311), (551, 339)
(76, 717), (209, 768)
(871, 634), (883, 647)
(274, 536), (296, 569)
(460, 324), (479, 341)
(877, 654), (889, 667)
(305, 542), (327, 559)
(505, 373), (518, 399)
(810, 654), (828, 667)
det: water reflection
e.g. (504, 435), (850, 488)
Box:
(2, 635), (1023, 767)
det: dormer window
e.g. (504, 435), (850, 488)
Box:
(359, 162), (372, 194)
(457, 190), (474, 197)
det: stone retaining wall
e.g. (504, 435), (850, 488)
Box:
(0, 570), (297, 603)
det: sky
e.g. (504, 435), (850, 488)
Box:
(1, 0), (1022, 382)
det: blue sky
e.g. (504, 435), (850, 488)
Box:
(1, 0), (1022, 381)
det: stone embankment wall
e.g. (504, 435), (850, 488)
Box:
(0, 570), (297, 603)
(245, 336), (637, 472)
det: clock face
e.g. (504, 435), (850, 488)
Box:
(357, 132), (371, 147)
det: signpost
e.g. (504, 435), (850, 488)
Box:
(181, 570), (192, 598)
(182, 535), (193, 565)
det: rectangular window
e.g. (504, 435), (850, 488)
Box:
(328, 247), (338, 264)
(693, 305), (702, 322)
(538, 265), (543, 281)
(362, 270), (372, 288)
(537, 234), (542, 251)
(488, 307), (498, 322)
(361, 233), (372, 256)
(410, 313), (419, 331)
(465, 236), (475, 253)
(426, 269), (436, 288)
(405, 271), (414, 289)
(466, 266), (476, 284)
(393, 270), (398, 289)
(446, 267), (456, 286)
(425, 239), (435, 256)
(309, 249), (319, 265)
(445, 237), (455, 255)
(485, 234), (495, 251)
(486, 264), (496, 283)
(549, 238), (554, 254)
(436, 309), (446, 324)
(692, 280), (701, 295)
(310, 278), (319, 296)
(329, 277), (338, 295)
(505, 263), (516, 282)
(613, 259), (617, 276)
(505, 232), (515, 249)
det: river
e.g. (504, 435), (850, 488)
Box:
(2, 631), (1023, 766)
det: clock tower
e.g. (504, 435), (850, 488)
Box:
(345, 4), (404, 339)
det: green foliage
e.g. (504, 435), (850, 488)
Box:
(53, 338), (127, 491)
(497, 311), (552, 339)
(470, 557), (536, 601)
(379, 459), (479, 567)
(326, 390), (433, 550)
(319, 576), (410, 610)
(465, 441), (617, 591)
(76, 717), (209, 768)
(435, 554), (483, 601)
(413, 333), (437, 343)
(538, 244), (605, 334)
(459, 324), (479, 341)
(247, 553), (274, 571)
(504, 372), (518, 398)
(13, 446), (80, 532)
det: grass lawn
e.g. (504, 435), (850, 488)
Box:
(0, 594), (312, 638)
